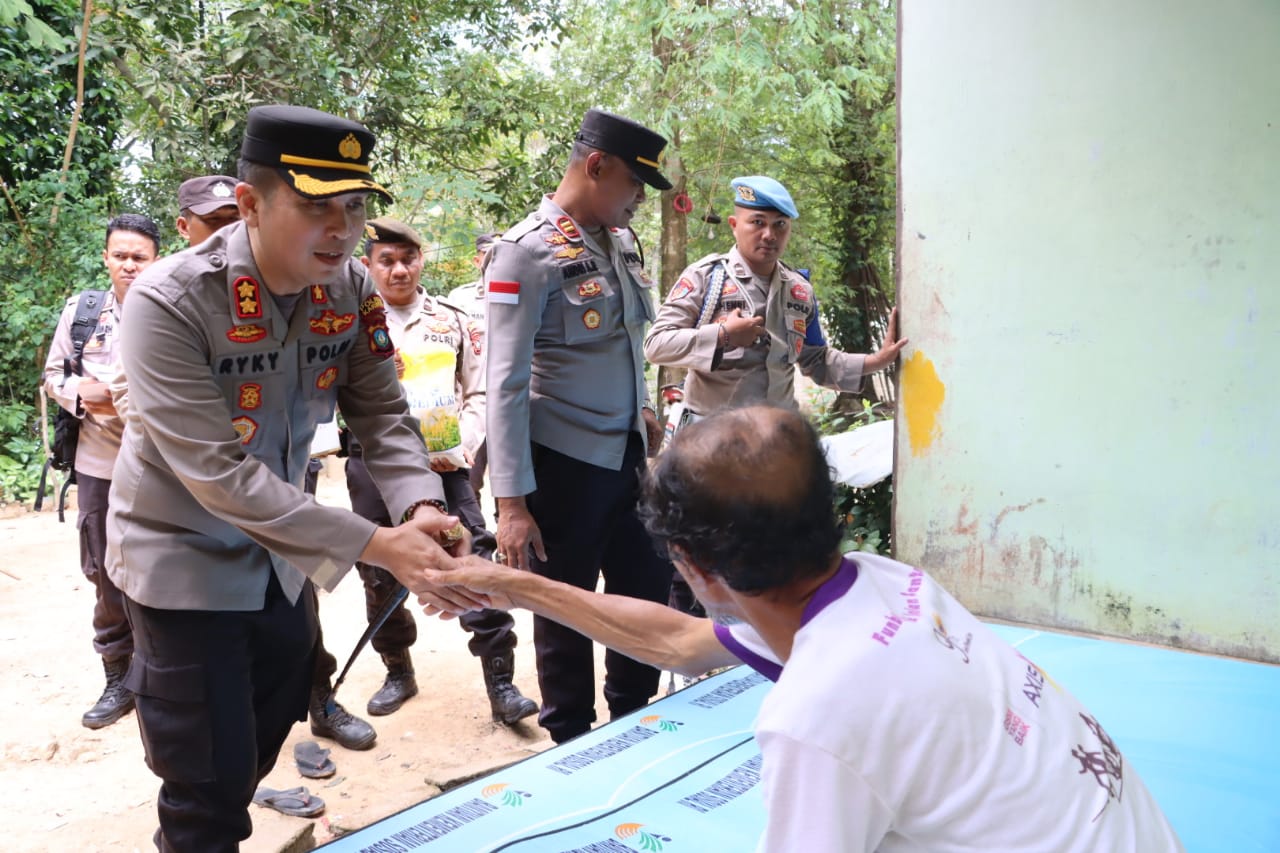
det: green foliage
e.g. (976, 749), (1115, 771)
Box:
(0, 401), (44, 504)
(95, 0), (567, 241)
(0, 0), (122, 204)
(0, 169), (111, 506)
(812, 396), (895, 556)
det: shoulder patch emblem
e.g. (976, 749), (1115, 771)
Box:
(793, 317), (807, 334)
(231, 415), (258, 445)
(790, 283), (810, 302)
(582, 308), (602, 330)
(237, 382), (263, 410)
(670, 278), (694, 300)
(226, 324), (268, 344)
(554, 216), (581, 242)
(578, 280), (603, 298)
(310, 285), (328, 304)
(233, 276), (263, 320)
(794, 336), (804, 356)
(466, 321), (482, 356)
(359, 295), (394, 359)
(316, 366), (339, 390)
(309, 310), (356, 336)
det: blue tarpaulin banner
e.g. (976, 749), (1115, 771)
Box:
(322, 626), (1280, 853)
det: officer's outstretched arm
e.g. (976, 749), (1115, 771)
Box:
(427, 557), (737, 677)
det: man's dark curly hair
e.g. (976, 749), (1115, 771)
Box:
(639, 406), (842, 595)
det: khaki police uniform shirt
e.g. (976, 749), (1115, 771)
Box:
(644, 247), (866, 414)
(105, 222), (445, 610)
(446, 279), (486, 330)
(390, 289), (486, 460)
(484, 195), (656, 498)
(43, 290), (125, 480)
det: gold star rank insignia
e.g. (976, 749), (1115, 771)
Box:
(233, 276), (263, 319)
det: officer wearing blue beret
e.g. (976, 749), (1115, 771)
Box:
(645, 174), (907, 418)
(483, 108), (676, 744)
(645, 175), (907, 619)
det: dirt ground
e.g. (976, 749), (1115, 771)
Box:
(0, 462), (595, 852)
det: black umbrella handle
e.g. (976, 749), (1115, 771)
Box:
(329, 583), (410, 699)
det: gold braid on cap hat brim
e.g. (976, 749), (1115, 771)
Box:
(288, 170), (390, 199)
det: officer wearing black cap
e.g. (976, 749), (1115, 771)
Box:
(484, 108), (675, 744)
(106, 105), (483, 849)
(176, 174), (241, 245)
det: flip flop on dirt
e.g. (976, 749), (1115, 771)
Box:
(252, 786), (325, 818)
(293, 740), (336, 779)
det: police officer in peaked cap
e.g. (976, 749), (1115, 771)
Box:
(106, 104), (485, 849)
(483, 108), (676, 744)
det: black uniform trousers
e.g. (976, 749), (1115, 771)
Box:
(342, 451), (516, 659)
(526, 433), (674, 743)
(77, 472), (133, 660)
(123, 571), (315, 852)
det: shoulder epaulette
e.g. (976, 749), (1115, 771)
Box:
(501, 212), (544, 244)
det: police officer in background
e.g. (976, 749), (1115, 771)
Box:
(106, 105), (482, 849)
(348, 217), (537, 724)
(43, 213), (161, 730)
(484, 108), (674, 744)
(175, 174), (241, 246)
(644, 175), (907, 416)
(447, 230), (500, 499)
(643, 176), (907, 620)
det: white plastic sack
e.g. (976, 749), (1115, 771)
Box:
(820, 418), (895, 489)
(309, 416), (342, 457)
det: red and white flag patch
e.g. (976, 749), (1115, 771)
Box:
(489, 280), (520, 305)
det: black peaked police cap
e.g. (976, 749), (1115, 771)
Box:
(241, 105), (393, 203)
(575, 109), (673, 191)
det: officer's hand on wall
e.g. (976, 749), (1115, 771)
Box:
(863, 307), (910, 373)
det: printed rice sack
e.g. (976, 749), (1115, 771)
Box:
(400, 344), (467, 468)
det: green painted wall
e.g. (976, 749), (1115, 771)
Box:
(895, 1), (1280, 661)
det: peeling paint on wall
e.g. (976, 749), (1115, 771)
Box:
(901, 350), (946, 456)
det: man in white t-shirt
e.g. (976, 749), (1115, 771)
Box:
(435, 405), (1184, 852)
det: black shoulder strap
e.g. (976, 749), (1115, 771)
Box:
(66, 290), (107, 370)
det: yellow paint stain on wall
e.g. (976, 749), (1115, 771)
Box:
(902, 350), (946, 455)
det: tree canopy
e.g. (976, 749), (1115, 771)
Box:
(0, 0), (897, 503)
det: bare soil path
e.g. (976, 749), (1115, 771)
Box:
(0, 465), (562, 852)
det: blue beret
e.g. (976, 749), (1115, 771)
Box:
(730, 176), (798, 220)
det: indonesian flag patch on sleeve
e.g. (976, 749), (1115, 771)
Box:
(489, 280), (520, 305)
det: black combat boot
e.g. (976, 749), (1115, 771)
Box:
(82, 655), (134, 730)
(309, 686), (377, 750)
(482, 652), (539, 725)
(366, 650), (418, 717)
